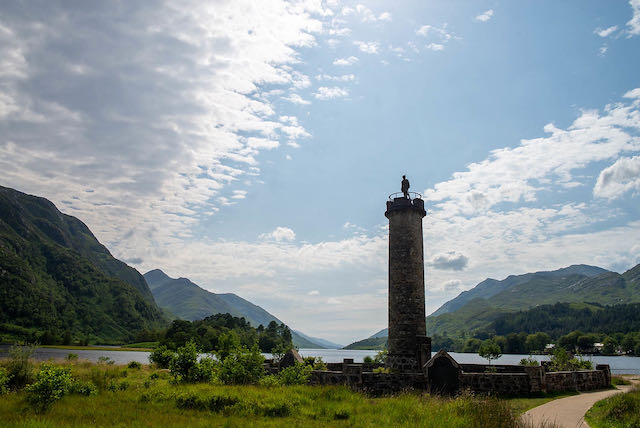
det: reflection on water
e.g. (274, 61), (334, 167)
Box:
(2, 345), (639, 374)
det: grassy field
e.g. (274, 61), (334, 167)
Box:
(585, 384), (640, 428)
(0, 359), (550, 428)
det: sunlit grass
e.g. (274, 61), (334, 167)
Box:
(585, 386), (640, 428)
(0, 360), (545, 427)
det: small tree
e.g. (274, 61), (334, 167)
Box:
(478, 339), (502, 365)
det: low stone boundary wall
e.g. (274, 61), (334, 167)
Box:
(460, 372), (531, 395)
(294, 354), (611, 396)
(545, 368), (609, 392)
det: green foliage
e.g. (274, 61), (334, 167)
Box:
(176, 392), (239, 411)
(519, 356), (540, 366)
(373, 347), (388, 364)
(585, 386), (640, 428)
(26, 364), (73, 412)
(548, 347), (593, 371)
(372, 367), (391, 374)
(462, 338), (482, 353)
(215, 330), (241, 361)
(277, 363), (312, 385)
(169, 340), (200, 382)
(65, 353), (78, 361)
(149, 345), (175, 369)
(0, 368), (9, 394)
(6, 343), (36, 389)
(217, 345), (265, 385)
(0, 186), (166, 345)
(127, 361), (142, 369)
(68, 379), (97, 396)
(302, 356), (327, 370)
(343, 336), (387, 350)
(478, 339), (502, 364)
(363, 355), (374, 363)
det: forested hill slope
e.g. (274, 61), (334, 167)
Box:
(431, 264), (608, 316)
(0, 185), (165, 344)
(144, 269), (331, 349)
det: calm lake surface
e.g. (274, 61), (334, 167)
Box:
(2, 346), (639, 374)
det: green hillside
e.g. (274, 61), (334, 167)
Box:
(0, 186), (166, 344)
(144, 269), (329, 349)
(349, 263), (640, 348)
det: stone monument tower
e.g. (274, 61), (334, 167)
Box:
(385, 179), (431, 372)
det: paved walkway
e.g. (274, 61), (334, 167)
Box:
(522, 382), (636, 428)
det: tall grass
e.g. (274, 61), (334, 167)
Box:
(585, 386), (640, 428)
(0, 360), (534, 427)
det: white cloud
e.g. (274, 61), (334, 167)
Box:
(442, 280), (462, 292)
(259, 226), (296, 242)
(327, 297), (343, 305)
(599, 45), (608, 56)
(424, 92), (640, 216)
(475, 9), (494, 22)
(425, 43), (445, 51)
(0, 1), (322, 268)
(595, 25), (618, 37)
(308, 290), (320, 296)
(428, 251), (469, 271)
(594, 156), (640, 199)
(333, 56), (359, 66)
(282, 93), (311, 105)
(354, 41), (380, 54)
(314, 86), (349, 100)
(354, 5), (391, 23)
(624, 88), (640, 99)
(316, 73), (355, 82)
(628, 0), (640, 36)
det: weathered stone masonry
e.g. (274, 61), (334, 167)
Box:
(385, 196), (431, 372)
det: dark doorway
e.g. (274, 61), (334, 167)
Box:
(428, 356), (460, 395)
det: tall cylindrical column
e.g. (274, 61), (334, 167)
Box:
(385, 196), (430, 372)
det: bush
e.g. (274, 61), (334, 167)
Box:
(26, 364), (73, 412)
(258, 374), (281, 387)
(169, 340), (200, 382)
(548, 348), (593, 371)
(6, 343), (36, 389)
(66, 353), (78, 361)
(192, 356), (216, 383)
(0, 368), (9, 394)
(277, 363), (312, 385)
(127, 361), (142, 369)
(519, 356), (540, 366)
(373, 348), (387, 364)
(149, 345), (175, 369)
(69, 379), (97, 396)
(363, 355), (374, 363)
(176, 393), (239, 412)
(218, 345), (265, 385)
(303, 356), (327, 370)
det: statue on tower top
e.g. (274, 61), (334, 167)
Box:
(401, 175), (410, 199)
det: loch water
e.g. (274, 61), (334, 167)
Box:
(2, 345), (640, 374)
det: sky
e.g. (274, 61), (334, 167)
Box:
(1, 1), (640, 345)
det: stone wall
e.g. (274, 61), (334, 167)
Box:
(460, 372), (531, 395)
(545, 368), (609, 392)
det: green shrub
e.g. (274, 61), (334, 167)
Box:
(118, 381), (129, 391)
(26, 364), (73, 412)
(277, 363), (312, 385)
(149, 372), (159, 380)
(373, 348), (387, 364)
(66, 353), (78, 361)
(175, 393), (239, 412)
(192, 356), (216, 382)
(69, 379), (97, 396)
(258, 374), (281, 387)
(218, 345), (265, 385)
(169, 340), (200, 382)
(548, 348), (593, 371)
(363, 355), (374, 363)
(97, 356), (114, 365)
(519, 356), (540, 366)
(303, 356), (327, 370)
(372, 367), (390, 374)
(0, 368), (9, 394)
(149, 345), (175, 369)
(127, 361), (142, 369)
(7, 343), (36, 389)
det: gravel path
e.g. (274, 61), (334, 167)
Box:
(522, 382), (636, 428)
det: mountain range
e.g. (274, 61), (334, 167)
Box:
(0, 185), (341, 348)
(347, 263), (640, 349)
(0, 186), (165, 343)
(144, 269), (342, 349)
